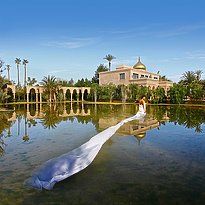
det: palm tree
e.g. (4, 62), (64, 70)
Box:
(15, 58), (21, 86)
(23, 59), (29, 86)
(91, 83), (100, 103)
(6, 65), (11, 81)
(195, 70), (203, 81)
(104, 54), (116, 71)
(27, 77), (37, 86)
(41, 75), (58, 103)
(0, 59), (4, 73)
(120, 85), (128, 103)
(181, 71), (196, 85)
(159, 75), (168, 81)
(0, 60), (5, 76)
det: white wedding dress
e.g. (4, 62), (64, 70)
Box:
(25, 108), (146, 190)
(139, 103), (146, 113)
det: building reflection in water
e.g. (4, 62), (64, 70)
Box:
(6, 103), (91, 142)
(1, 104), (204, 156)
(6, 103), (170, 145)
(0, 103), (173, 158)
(98, 108), (170, 145)
(7, 103), (90, 122)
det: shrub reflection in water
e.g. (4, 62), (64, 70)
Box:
(0, 103), (205, 205)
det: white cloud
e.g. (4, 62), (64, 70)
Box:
(185, 51), (205, 60)
(101, 29), (134, 35)
(48, 69), (68, 74)
(153, 25), (205, 38)
(159, 51), (205, 63)
(168, 74), (182, 83)
(125, 24), (205, 38)
(42, 37), (101, 49)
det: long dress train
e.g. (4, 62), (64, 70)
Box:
(25, 110), (146, 190)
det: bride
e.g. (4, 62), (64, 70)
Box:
(138, 95), (146, 113)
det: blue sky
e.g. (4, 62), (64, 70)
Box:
(0, 0), (205, 84)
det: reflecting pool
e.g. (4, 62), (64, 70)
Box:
(0, 103), (205, 205)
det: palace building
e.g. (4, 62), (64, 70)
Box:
(99, 57), (173, 93)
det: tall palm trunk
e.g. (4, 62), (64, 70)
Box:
(15, 58), (21, 88)
(24, 64), (27, 87)
(23, 59), (29, 87)
(17, 64), (20, 86)
(94, 90), (97, 103)
(8, 69), (10, 81)
(49, 91), (52, 103)
(53, 93), (56, 103)
(6, 65), (10, 81)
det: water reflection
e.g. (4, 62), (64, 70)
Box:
(2, 104), (205, 134)
(97, 106), (170, 145)
(168, 106), (205, 132)
(0, 134), (5, 156)
(25, 111), (145, 190)
(7, 103), (91, 131)
(1, 104), (205, 204)
(0, 104), (205, 157)
(0, 110), (14, 156)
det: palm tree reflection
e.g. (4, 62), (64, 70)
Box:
(0, 134), (5, 156)
(0, 111), (13, 156)
(168, 106), (205, 133)
(23, 117), (29, 142)
(40, 105), (60, 129)
(0, 104), (204, 149)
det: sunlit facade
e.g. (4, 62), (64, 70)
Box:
(99, 57), (173, 93)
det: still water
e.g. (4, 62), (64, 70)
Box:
(0, 103), (205, 205)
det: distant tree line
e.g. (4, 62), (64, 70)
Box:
(0, 56), (204, 104)
(169, 70), (205, 103)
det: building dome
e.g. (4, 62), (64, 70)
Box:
(134, 132), (146, 145)
(135, 132), (146, 140)
(133, 57), (146, 70)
